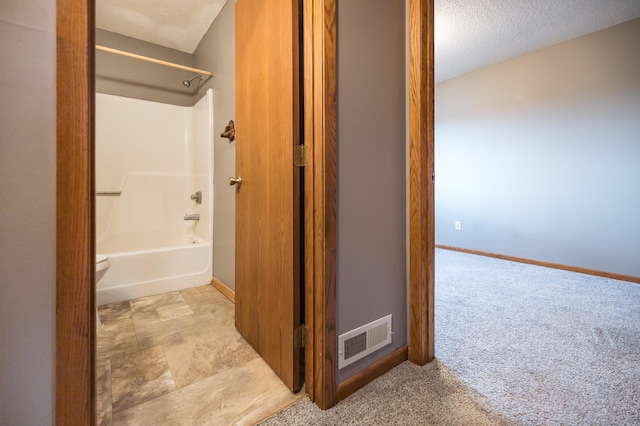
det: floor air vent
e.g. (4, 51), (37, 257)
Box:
(338, 314), (392, 369)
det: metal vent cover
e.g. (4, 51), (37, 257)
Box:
(338, 314), (392, 369)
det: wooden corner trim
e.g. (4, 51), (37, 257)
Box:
(408, 0), (435, 366)
(436, 245), (640, 285)
(211, 277), (236, 303)
(304, 0), (338, 411)
(56, 0), (95, 424)
(336, 345), (409, 403)
(318, 0), (338, 409)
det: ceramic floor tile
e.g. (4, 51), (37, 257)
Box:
(96, 358), (112, 426)
(181, 285), (235, 323)
(161, 319), (260, 388)
(112, 358), (304, 426)
(98, 300), (132, 323)
(110, 345), (177, 413)
(212, 300), (235, 325)
(98, 286), (301, 425)
(134, 310), (220, 350)
(180, 285), (225, 311)
(97, 318), (139, 360)
(130, 291), (192, 328)
(156, 303), (194, 321)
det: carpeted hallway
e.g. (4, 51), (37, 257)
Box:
(262, 248), (640, 425)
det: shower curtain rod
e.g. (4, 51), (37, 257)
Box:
(96, 45), (213, 76)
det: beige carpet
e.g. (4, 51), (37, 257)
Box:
(262, 249), (640, 425)
(261, 360), (508, 425)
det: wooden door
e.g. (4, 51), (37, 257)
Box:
(235, 0), (302, 392)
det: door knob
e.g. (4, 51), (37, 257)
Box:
(229, 176), (242, 188)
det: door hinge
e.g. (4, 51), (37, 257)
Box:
(294, 145), (308, 167)
(294, 325), (307, 349)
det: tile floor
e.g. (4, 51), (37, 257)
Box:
(96, 285), (304, 425)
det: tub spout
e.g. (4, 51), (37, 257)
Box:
(184, 213), (200, 221)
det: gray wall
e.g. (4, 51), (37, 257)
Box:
(0, 1), (56, 423)
(96, 29), (195, 106)
(194, 0), (236, 290)
(337, 0), (407, 383)
(435, 18), (640, 277)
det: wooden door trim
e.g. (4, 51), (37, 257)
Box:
(303, 0), (337, 409)
(303, 0), (434, 409)
(55, 0), (433, 418)
(408, 0), (435, 366)
(56, 0), (95, 424)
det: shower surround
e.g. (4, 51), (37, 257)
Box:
(96, 90), (214, 305)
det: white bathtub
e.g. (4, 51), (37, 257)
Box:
(95, 91), (214, 306)
(96, 234), (211, 306)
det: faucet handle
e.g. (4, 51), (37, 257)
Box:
(190, 191), (202, 204)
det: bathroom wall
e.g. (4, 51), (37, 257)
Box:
(95, 4), (235, 291)
(97, 1), (237, 291)
(192, 90), (215, 246)
(194, 0), (237, 290)
(96, 29), (195, 106)
(95, 93), (212, 248)
(435, 18), (640, 277)
(96, 94), (192, 241)
(0, 0), (56, 423)
(336, 0), (407, 383)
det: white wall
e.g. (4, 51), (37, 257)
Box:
(435, 19), (640, 277)
(0, 1), (56, 423)
(95, 93), (199, 243)
(193, 89), (215, 246)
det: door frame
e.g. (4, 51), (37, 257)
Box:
(56, 0), (95, 422)
(55, 0), (434, 420)
(302, 0), (434, 408)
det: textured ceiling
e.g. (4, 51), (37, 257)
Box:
(96, 0), (640, 79)
(435, 0), (640, 82)
(96, 0), (228, 53)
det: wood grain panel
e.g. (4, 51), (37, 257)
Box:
(408, 0), (435, 366)
(309, 0), (338, 410)
(302, 0), (316, 404)
(235, 0), (301, 392)
(56, 0), (96, 423)
(303, 0), (339, 407)
(436, 245), (640, 285)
